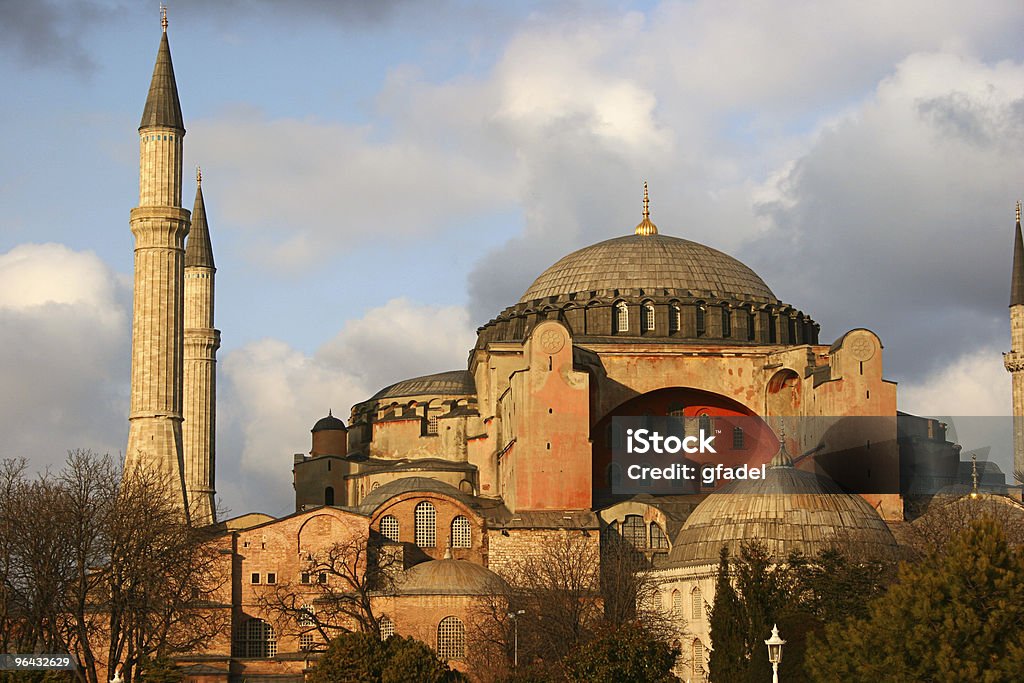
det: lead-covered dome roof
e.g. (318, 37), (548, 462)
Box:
(519, 234), (776, 304)
(398, 557), (508, 595)
(668, 465), (897, 566)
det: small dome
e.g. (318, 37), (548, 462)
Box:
(668, 465), (897, 566)
(519, 234), (776, 304)
(311, 411), (347, 433)
(398, 557), (507, 595)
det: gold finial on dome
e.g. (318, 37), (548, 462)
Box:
(160, 3), (168, 32)
(634, 181), (658, 236)
(196, 165), (202, 185)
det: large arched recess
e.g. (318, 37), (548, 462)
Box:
(591, 387), (775, 504)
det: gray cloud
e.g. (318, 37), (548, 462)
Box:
(745, 53), (1024, 383)
(0, 0), (114, 72)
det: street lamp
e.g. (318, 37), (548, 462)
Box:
(765, 624), (785, 683)
(507, 609), (526, 668)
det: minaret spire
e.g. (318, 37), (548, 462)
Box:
(1012, 201), (1024, 306)
(127, 17), (191, 520)
(1004, 201), (1024, 487)
(183, 169), (220, 524)
(634, 181), (659, 236)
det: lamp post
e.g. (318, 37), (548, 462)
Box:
(507, 609), (525, 668)
(765, 623), (785, 683)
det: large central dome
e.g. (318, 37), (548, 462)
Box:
(519, 233), (776, 304)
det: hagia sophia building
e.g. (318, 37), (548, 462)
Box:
(122, 14), (1024, 683)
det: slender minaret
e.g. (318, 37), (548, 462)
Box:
(183, 167), (220, 525)
(1004, 201), (1024, 486)
(126, 7), (190, 517)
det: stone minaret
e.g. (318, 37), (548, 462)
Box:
(126, 9), (190, 517)
(183, 168), (220, 525)
(1004, 201), (1024, 486)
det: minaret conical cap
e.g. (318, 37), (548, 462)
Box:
(1012, 201), (1024, 307)
(139, 20), (184, 131)
(185, 169), (215, 268)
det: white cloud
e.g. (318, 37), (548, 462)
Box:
(217, 297), (475, 515)
(0, 243), (129, 468)
(185, 111), (519, 272)
(899, 345), (1011, 417)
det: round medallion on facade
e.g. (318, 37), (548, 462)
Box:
(849, 335), (875, 361)
(539, 327), (566, 354)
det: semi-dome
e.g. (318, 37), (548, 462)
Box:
(668, 462), (897, 566)
(371, 370), (475, 401)
(519, 233), (776, 304)
(398, 555), (508, 595)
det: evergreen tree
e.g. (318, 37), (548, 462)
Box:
(708, 546), (747, 682)
(309, 632), (467, 683)
(735, 542), (789, 683)
(806, 517), (1024, 682)
(562, 622), (678, 683)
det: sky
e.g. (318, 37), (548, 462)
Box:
(2, 0), (1023, 517)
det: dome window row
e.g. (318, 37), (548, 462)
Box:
(478, 297), (818, 346)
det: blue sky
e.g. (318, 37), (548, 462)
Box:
(3, 1), (1024, 516)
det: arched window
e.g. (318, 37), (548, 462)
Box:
(324, 486), (334, 506)
(436, 616), (465, 660)
(642, 302), (655, 333)
(238, 618), (276, 658)
(299, 604), (316, 650)
(614, 301), (629, 333)
(380, 615), (395, 641)
(733, 426), (745, 449)
(722, 307), (731, 337)
(672, 639), (683, 675)
(696, 304), (706, 336)
(747, 307), (756, 341)
(671, 589), (682, 614)
(414, 501), (436, 547)
(787, 315), (797, 343)
(371, 481), (380, 490)
(622, 515), (646, 549)
(698, 413), (713, 438)
(692, 586), (704, 621)
(669, 303), (681, 334)
(380, 515), (400, 542)
(451, 516), (472, 548)
(650, 522), (669, 549)
(426, 413), (439, 434)
(768, 312), (778, 343)
(692, 639), (706, 682)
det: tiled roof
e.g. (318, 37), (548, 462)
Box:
(519, 234), (776, 304)
(667, 465), (897, 566)
(371, 370), (475, 400)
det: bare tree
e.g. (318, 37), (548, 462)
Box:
(904, 493), (1024, 559)
(469, 532), (603, 679)
(255, 534), (400, 648)
(0, 451), (228, 683)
